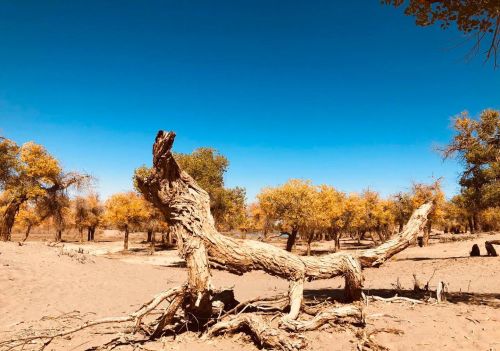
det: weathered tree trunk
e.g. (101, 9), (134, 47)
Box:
(0, 197), (25, 241)
(124, 225), (129, 251)
(285, 227), (298, 252)
(147, 229), (153, 242)
(135, 131), (432, 322)
(79, 227), (84, 242)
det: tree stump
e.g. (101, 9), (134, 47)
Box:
(470, 244), (480, 256)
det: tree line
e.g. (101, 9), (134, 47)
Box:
(1, 109), (498, 252)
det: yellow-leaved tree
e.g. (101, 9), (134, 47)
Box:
(257, 179), (317, 252)
(104, 192), (149, 250)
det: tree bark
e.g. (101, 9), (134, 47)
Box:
(0, 197), (25, 241)
(150, 231), (156, 254)
(22, 224), (32, 242)
(124, 225), (129, 251)
(147, 229), (153, 243)
(423, 220), (432, 246)
(135, 131), (432, 320)
(334, 231), (341, 252)
(286, 227), (298, 252)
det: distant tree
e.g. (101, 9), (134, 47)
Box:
(15, 201), (44, 241)
(442, 195), (469, 233)
(0, 140), (61, 241)
(442, 109), (499, 232)
(258, 179), (317, 252)
(73, 193), (103, 242)
(316, 185), (346, 252)
(104, 192), (149, 250)
(384, 0), (500, 67)
(480, 206), (500, 231)
(391, 191), (414, 232)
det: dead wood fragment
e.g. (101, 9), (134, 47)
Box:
(470, 244), (480, 256)
(436, 281), (447, 303)
(485, 241), (498, 256)
(366, 295), (424, 305)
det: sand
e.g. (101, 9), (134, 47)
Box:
(1, 231), (499, 350)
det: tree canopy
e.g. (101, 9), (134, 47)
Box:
(384, 0), (500, 66)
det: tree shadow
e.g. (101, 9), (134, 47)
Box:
(303, 288), (500, 308)
(397, 255), (494, 262)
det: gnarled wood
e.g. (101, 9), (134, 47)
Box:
(136, 131), (432, 320)
(206, 314), (306, 351)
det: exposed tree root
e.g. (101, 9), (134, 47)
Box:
(356, 328), (404, 351)
(281, 304), (363, 332)
(206, 314), (307, 351)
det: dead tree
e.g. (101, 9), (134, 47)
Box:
(485, 240), (499, 257)
(135, 131), (433, 322)
(470, 244), (481, 256)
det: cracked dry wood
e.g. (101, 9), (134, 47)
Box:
(136, 130), (432, 321)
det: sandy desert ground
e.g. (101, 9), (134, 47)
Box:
(1, 231), (499, 351)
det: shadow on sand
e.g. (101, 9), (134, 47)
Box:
(303, 287), (500, 308)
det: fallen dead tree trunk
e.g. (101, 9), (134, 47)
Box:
(135, 130), (432, 321)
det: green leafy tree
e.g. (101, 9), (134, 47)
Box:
(134, 147), (246, 231)
(442, 109), (500, 232)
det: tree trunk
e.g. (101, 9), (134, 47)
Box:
(334, 232), (341, 252)
(306, 235), (313, 256)
(135, 131), (433, 320)
(23, 224), (32, 242)
(147, 229), (153, 242)
(124, 225), (129, 251)
(422, 220), (431, 246)
(472, 213), (480, 233)
(79, 227), (84, 243)
(87, 227), (92, 241)
(0, 197), (25, 241)
(150, 231), (156, 254)
(55, 229), (62, 242)
(286, 227), (298, 252)
(91, 226), (96, 241)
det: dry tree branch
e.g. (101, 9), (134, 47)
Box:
(0, 285), (186, 351)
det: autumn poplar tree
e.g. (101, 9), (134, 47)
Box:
(104, 192), (148, 250)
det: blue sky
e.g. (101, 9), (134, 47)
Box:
(1, 1), (499, 201)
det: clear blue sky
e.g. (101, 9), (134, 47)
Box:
(1, 1), (499, 201)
